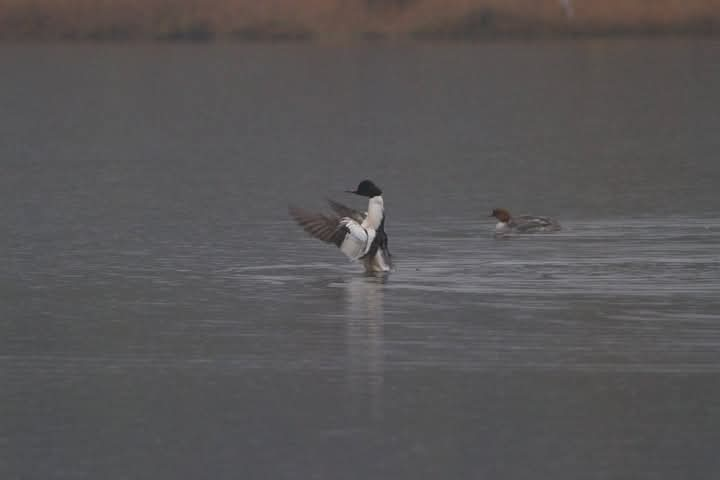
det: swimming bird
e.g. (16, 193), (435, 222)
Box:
(490, 208), (561, 236)
(290, 180), (392, 273)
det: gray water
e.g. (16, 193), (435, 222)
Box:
(2, 40), (720, 479)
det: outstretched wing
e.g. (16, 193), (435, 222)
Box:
(289, 207), (347, 247)
(289, 206), (373, 261)
(326, 199), (366, 224)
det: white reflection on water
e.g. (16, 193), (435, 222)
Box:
(342, 274), (387, 418)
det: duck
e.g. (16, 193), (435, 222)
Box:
(490, 208), (561, 236)
(290, 180), (392, 273)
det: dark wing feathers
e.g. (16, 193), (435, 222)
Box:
(326, 199), (366, 223)
(289, 207), (348, 247)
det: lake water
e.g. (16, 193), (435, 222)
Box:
(2, 39), (720, 479)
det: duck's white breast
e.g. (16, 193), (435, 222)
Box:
(495, 221), (511, 234)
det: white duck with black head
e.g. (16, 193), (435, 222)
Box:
(290, 180), (392, 273)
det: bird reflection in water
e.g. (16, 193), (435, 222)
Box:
(343, 273), (388, 420)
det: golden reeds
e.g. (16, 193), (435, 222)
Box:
(0, 0), (717, 41)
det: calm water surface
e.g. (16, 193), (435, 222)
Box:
(2, 40), (720, 479)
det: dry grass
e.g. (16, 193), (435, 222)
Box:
(0, 0), (718, 41)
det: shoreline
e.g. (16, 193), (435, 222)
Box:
(0, 1), (717, 44)
(0, 27), (718, 44)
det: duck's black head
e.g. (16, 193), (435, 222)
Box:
(347, 179), (382, 198)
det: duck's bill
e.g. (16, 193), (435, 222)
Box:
(345, 189), (358, 194)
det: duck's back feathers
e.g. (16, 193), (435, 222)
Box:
(514, 215), (561, 233)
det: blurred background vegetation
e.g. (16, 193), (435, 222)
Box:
(0, 0), (717, 41)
